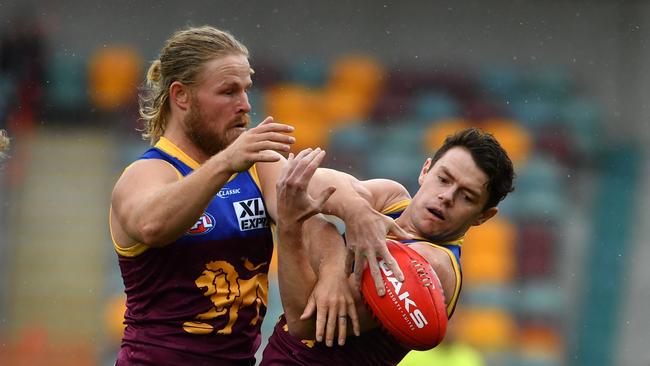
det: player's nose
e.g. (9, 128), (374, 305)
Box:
(239, 91), (252, 113)
(437, 187), (454, 205)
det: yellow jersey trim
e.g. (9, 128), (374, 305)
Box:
(109, 157), (185, 258)
(381, 199), (411, 215)
(410, 236), (463, 247)
(155, 137), (201, 170)
(385, 234), (463, 247)
(428, 242), (462, 317)
(155, 136), (239, 183)
(386, 235), (463, 316)
(109, 206), (150, 257)
(249, 164), (263, 194)
(124, 155), (183, 180)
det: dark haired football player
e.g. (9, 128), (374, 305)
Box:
(261, 128), (515, 365)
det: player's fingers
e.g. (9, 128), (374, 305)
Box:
(292, 147), (320, 173)
(300, 296), (316, 320)
(250, 141), (292, 154)
(352, 251), (365, 291)
(283, 148), (311, 176)
(382, 249), (404, 282)
(300, 149), (326, 180)
(256, 116), (274, 126)
(291, 148), (324, 185)
(253, 119), (294, 133)
(252, 150), (284, 163)
(295, 147), (313, 160)
(337, 309), (347, 346)
(315, 301), (326, 343)
(325, 302), (337, 347)
(347, 298), (361, 337)
(367, 256), (386, 296)
(287, 148), (318, 182)
(250, 130), (296, 144)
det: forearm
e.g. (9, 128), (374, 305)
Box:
(276, 220), (318, 338)
(303, 217), (380, 334)
(311, 168), (375, 221)
(303, 217), (347, 278)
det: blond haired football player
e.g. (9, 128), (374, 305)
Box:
(110, 25), (408, 366)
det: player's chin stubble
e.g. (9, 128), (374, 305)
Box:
(184, 105), (250, 157)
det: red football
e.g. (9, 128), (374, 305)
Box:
(361, 239), (448, 350)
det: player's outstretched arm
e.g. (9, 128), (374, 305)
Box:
(258, 152), (411, 297)
(274, 148), (337, 338)
(309, 169), (413, 296)
(298, 178), (412, 345)
(110, 117), (294, 248)
(297, 217), (361, 346)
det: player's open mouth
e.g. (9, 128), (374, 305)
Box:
(428, 208), (445, 220)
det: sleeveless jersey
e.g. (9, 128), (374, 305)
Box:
(260, 199), (463, 366)
(383, 199), (462, 318)
(112, 137), (273, 365)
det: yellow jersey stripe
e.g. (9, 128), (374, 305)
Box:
(381, 199), (411, 215)
(114, 241), (150, 257)
(109, 158), (185, 258)
(386, 235), (463, 316)
(428, 243), (462, 316)
(109, 206), (150, 257)
(249, 164), (263, 194)
(155, 137), (200, 170)
(155, 136), (239, 182)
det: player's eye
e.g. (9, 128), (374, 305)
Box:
(437, 176), (449, 184)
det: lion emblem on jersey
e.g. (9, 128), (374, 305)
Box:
(183, 260), (268, 335)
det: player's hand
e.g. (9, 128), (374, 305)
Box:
(345, 208), (412, 296)
(300, 267), (360, 346)
(276, 148), (336, 225)
(220, 116), (295, 173)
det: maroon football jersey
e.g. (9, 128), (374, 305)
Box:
(113, 138), (274, 365)
(260, 316), (409, 366)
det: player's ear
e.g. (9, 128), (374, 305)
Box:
(473, 207), (498, 226)
(170, 81), (191, 111)
(418, 158), (433, 186)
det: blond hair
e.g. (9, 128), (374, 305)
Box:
(0, 129), (9, 159)
(139, 26), (249, 144)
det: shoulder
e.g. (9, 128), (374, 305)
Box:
(117, 158), (181, 184)
(405, 242), (458, 305)
(112, 158), (181, 200)
(407, 243), (455, 272)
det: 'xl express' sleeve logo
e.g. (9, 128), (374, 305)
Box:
(233, 198), (268, 231)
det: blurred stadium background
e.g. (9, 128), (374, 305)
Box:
(1, 1), (649, 365)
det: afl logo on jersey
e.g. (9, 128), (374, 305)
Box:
(188, 212), (215, 235)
